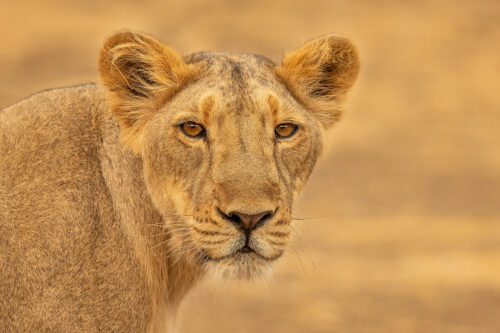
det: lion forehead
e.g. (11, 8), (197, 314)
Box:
(169, 54), (306, 132)
(184, 52), (279, 94)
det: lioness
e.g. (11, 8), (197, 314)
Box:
(0, 32), (359, 332)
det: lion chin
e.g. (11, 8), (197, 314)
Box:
(204, 252), (277, 281)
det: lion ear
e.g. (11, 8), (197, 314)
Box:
(275, 35), (360, 128)
(98, 31), (200, 147)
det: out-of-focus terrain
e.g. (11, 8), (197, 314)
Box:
(1, 0), (499, 332)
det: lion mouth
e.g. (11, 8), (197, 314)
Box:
(200, 247), (283, 262)
(239, 245), (254, 253)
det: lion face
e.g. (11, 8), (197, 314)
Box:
(140, 56), (324, 278)
(99, 32), (359, 279)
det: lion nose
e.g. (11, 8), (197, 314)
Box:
(218, 208), (274, 231)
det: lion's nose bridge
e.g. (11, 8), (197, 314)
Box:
(211, 147), (280, 213)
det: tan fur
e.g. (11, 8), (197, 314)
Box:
(0, 31), (359, 332)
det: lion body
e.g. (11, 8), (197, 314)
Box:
(0, 84), (166, 331)
(0, 32), (358, 332)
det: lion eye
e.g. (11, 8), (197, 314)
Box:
(275, 123), (298, 138)
(180, 121), (205, 138)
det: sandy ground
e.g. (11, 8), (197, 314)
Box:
(1, 0), (499, 332)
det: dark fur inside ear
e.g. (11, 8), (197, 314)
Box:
(126, 61), (158, 98)
(276, 35), (360, 128)
(98, 31), (202, 151)
(114, 55), (158, 98)
(310, 61), (344, 97)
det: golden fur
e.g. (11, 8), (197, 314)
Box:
(0, 31), (359, 332)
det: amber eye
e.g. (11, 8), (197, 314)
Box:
(180, 121), (205, 138)
(275, 123), (298, 138)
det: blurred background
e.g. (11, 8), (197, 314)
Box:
(1, 0), (499, 332)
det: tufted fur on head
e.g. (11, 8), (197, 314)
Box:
(275, 35), (360, 128)
(99, 31), (202, 152)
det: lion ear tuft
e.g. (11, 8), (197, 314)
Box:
(275, 35), (360, 128)
(98, 31), (200, 148)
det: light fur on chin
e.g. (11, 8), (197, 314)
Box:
(205, 255), (275, 283)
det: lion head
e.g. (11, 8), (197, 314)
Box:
(98, 32), (359, 279)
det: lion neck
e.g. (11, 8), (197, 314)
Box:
(97, 98), (203, 319)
